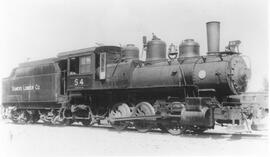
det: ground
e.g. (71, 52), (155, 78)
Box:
(0, 120), (269, 157)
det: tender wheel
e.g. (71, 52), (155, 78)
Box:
(109, 103), (131, 131)
(81, 119), (91, 126)
(63, 119), (73, 126)
(191, 126), (207, 134)
(133, 102), (155, 133)
(10, 110), (20, 123)
(17, 110), (31, 123)
(164, 122), (186, 135)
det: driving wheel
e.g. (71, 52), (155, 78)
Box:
(133, 102), (155, 133)
(109, 103), (131, 131)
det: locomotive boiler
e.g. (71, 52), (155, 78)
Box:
(1, 21), (256, 135)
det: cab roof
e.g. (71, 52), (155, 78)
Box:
(57, 45), (121, 60)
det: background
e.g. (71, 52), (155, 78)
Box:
(0, 0), (268, 98)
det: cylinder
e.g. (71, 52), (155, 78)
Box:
(146, 38), (166, 61)
(180, 107), (213, 127)
(206, 21), (220, 54)
(122, 44), (139, 59)
(179, 39), (200, 57)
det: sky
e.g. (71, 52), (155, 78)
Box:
(0, 0), (268, 92)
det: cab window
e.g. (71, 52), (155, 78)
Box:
(79, 55), (91, 74)
(69, 57), (79, 75)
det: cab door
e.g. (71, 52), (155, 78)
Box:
(58, 60), (68, 94)
(67, 54), (95, 90)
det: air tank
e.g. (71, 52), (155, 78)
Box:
(122, 44), (139, 59)
(146, 35), (166, 61)
(179, 39), (200, 57)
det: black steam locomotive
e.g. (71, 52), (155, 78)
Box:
(1, 21), (255, 134)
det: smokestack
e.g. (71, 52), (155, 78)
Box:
(206, 21), (220, 54)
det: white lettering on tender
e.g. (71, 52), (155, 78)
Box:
(11, 86), (22, 91)
(11, 84), (41, 92)
(23, 85), (34, 91)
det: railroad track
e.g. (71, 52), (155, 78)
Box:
(2, 119), (267, 140)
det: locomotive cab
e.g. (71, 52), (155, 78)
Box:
(57, 46), (122, 91)
(57, 47), (96, 91)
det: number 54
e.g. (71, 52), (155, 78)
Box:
(74, 78), (84, 86)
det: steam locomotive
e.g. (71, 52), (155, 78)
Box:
(1, 21), (256, 135)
